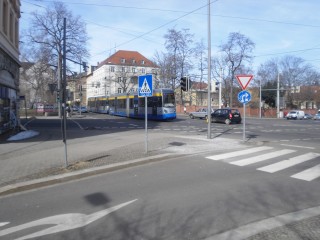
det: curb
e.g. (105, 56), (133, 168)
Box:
(0, 153), (183, 197)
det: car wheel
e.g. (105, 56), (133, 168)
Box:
(189, 114), (194, 119)
(225, 119), (231, 125)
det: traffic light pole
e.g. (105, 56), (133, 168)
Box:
(207, 0), (212, 139)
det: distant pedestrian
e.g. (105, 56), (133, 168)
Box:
(66, 106), (71, 117)
(184, 106), (187, 114)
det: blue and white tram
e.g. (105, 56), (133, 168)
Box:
(89, 89), (176, 120)
(87, 97), (109, 114)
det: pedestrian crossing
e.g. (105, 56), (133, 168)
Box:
(205, 147), (320, 182)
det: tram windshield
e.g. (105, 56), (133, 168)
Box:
(163, 93), (175, 108)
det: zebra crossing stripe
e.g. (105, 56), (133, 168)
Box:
(291, 164), (320, 181)
(230, 149), (296, 166)
(258, 152), (320, 173)
(205, 146), (273, 161)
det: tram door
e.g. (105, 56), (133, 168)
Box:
(133, 95), (138, 116)
(151, 97), (158, 117)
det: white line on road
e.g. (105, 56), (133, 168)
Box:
(280, 144), (315, 149)
(205, 205), (320, 240)
(258, 152), (320, 173)
(206, 146), (273, 161)
(230, 149), (296, 166)
(291, 164), (320, 181)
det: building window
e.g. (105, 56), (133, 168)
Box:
(15, 20), (18, 48)
(132, 67), (136, 73)
(118, 77), (122, 82)
(110, 66), (115, 72)
(118, 88), (122, 93)
(121, 67), (126, 72)
(121, 58), (126, 63)
(2, 1), (8, 35)
(141, 68), (145, 73)
(9, 10), (13, 42)
(141, 60), (145, 65)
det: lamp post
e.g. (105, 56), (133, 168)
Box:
(207, 0), (212, 139)
(277, 73), (280, 118)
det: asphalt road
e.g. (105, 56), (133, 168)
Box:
(0, 114), (319, 239)
(0, 143), (320, 239)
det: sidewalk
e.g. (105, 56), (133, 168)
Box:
(0, 123), (245, 196)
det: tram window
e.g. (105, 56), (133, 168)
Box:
(129, 98), (134, 108)
(163, 93), (175, 107)
(138, 97), (145, 107)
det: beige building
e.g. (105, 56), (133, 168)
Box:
(87, 50), (159, 100)
(0, 0), (21, 134)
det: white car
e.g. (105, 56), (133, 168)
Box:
(189, 108), (215, 120)
(286, 110), (305, 120)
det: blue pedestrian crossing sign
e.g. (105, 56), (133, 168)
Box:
(139, 75), (153, 97)
(238, 90), (251, 104)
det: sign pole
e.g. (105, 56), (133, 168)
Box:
(145, 96), (148, 153)
(243, 103), (246, 141)
(138, 74), (152, 154)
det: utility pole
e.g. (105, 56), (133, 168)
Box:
(62, 17), (68, 167)
(207, 0), (211, 139)
(277, 72), (280, 119)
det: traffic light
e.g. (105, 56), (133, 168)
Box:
(82, 62), (87, 72)
(181, 77), (189, 91)
(213, 82), (219, 92)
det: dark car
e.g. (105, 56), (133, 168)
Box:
(210, 108), (242, 125)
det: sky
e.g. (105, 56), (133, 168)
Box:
(20, 0), (320, 74)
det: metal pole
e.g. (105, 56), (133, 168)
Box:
(243, 103), (246, 141)
(79, 58), (82, 116)
(145, 96), (148, 153)
(207, 0), (211, 139)
(277, 73), (280, 118)
(63, 18), (68, 167)
(259, 79), (262, 118)
(219, 67), (222, 109)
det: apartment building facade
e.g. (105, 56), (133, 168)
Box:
(0, 0), (20, 134)
(87, 50), (159, 102)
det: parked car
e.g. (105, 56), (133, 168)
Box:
(78, 106), (88, 113)
(189, 108), (215, 120)
(210, 108), (242, 125)
(314, 113), (320, 120)
(286, 110), (305, 120)
(303, 113), (313, 119)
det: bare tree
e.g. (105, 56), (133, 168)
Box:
(220, 32), (255, 107)
(22, 1), (89, 89)
(163, 28), (194, 89)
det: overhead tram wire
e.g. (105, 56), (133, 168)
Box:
(94, 0), (220, 58)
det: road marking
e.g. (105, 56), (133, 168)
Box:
(0, 199), (137, 239)
(280, 144), (315, 149)
(206, 146), (273, 161)
(258, 152), (320, 173)
(0, 222), (9, 227)
(230, 149), (296, 166)
(291, 164), (320, 181)
(205, 205), (320, 240)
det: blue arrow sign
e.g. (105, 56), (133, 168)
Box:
(138, 75), (153, 97)
(238, 90), (251, 104)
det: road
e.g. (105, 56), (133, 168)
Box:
(0, 114), (319, 239)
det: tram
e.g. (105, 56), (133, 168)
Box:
(87, 88), (176, 120)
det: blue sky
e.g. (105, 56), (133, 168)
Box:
(20, 0), (320, 73)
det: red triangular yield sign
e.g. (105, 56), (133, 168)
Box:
(236, 75), (253, 90)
